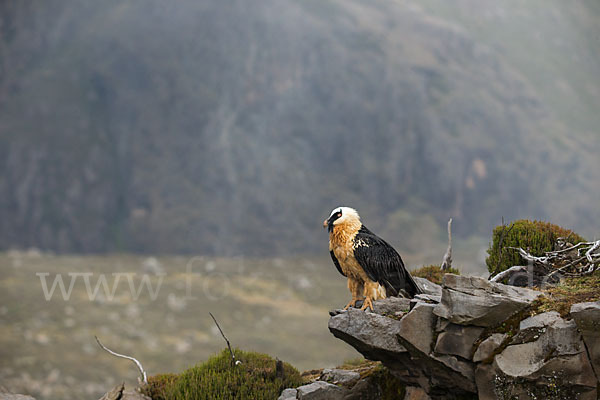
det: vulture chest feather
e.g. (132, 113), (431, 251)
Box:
(331, 243), (369, 281)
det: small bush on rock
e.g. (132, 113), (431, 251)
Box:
(485, 219), (585, 276)
(412, 264), (460, 285)
(142, 349), (304, 400)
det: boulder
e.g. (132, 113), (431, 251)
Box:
(329, 309), (407, 360)
(413, 278), (442, 297)
(278, 388), (297, 400)
(398, 303), (437, 355)
(433, 274), (541, 327)
(320, 368), (360, 385)
(412, 294), (441, 304)
(371, 297), (412, 315)
(474, 363), (497, 400)
(570, 301), (600, 378)
(510, 311), (562, 345)
(472, 333), (506, 362)
(296, 381), (344, 400)
(434, 323), (484, 360)
(98, 384), (151, 400)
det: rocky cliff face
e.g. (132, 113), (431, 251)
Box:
(327, 275), (599, 400)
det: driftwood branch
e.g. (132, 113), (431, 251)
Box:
(95, 336), (147, 384)
(440, 218), (452, 271)
(210, 312), (241, 366)
(490, 265), (527, 282)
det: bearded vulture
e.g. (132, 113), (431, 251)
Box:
(323, 206), (421, 311)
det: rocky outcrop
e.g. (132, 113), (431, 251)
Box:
(433, 275), (540, 327)
(326, 274), (600, 399)
(98, 384), (150, 400)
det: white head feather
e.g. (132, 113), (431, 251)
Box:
(328, 206), (361, 225)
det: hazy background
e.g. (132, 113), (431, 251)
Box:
(1, 0), (599, 398)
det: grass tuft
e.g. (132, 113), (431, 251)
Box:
(412, 264), (460, 285)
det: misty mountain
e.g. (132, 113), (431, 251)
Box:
(1, 0), (598, 255)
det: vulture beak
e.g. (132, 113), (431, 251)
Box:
(323, 219), (328, 228)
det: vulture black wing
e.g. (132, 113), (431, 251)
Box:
(330, 250), (346, 277)
(353, 225), (421, 297)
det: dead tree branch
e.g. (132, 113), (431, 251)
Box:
(440, 218), (452, 271)
(490, 265), (527, 282)
(210, 312), (241, 366)
(494, 241), (600, 286)
(95, 336), (147, 385)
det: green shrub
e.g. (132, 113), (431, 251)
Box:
(142, 349), (304, 400)
(485, 219), (586, 276)
(412, 264), (460, 285)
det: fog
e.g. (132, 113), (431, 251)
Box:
(1, 0), (598, 254)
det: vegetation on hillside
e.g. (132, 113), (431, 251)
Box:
(141, 349), (304, 400)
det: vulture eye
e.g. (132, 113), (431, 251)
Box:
(337, 212), (342, 217)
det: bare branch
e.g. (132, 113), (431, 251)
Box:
(210, 312), (241, 366)
(505, 247), (550, 265)
(585, 240), (600, 263)
(490, 265), (527, 282)
(547, 256), (588, 278)
(440, 218), (452, 271)
(95, 336), (147, 384)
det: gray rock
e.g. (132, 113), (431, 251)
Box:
(413, 277), (442, 297)
(413, 294), (441, 304)
(433, 274), (541, 327)
(99, 384), (124, 400)
(472, 333), (506, 362)
(278, 388), (297, 400)
(296, 381), (344, 400)
(519, 310), (561, 330)
(570, 301), (600, 378)
(372, 297), (412, 315)
(431, 354), (476, 385)
(122, 390), (151, 400)
(98, 384), (150, 400)
(329, 308), (407, 359)
(320, 368), (360, 385)
(474, 363), (497, 400)
(398, 303), (437, 355)
(510, 311), (561, 345)
(434, 323), (484, 360)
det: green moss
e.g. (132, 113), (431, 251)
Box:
(412, 264), (461, 285)
(485, 219), (586, 276)
(535, 270), (600, 317)
(141, 349), (304, 400)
